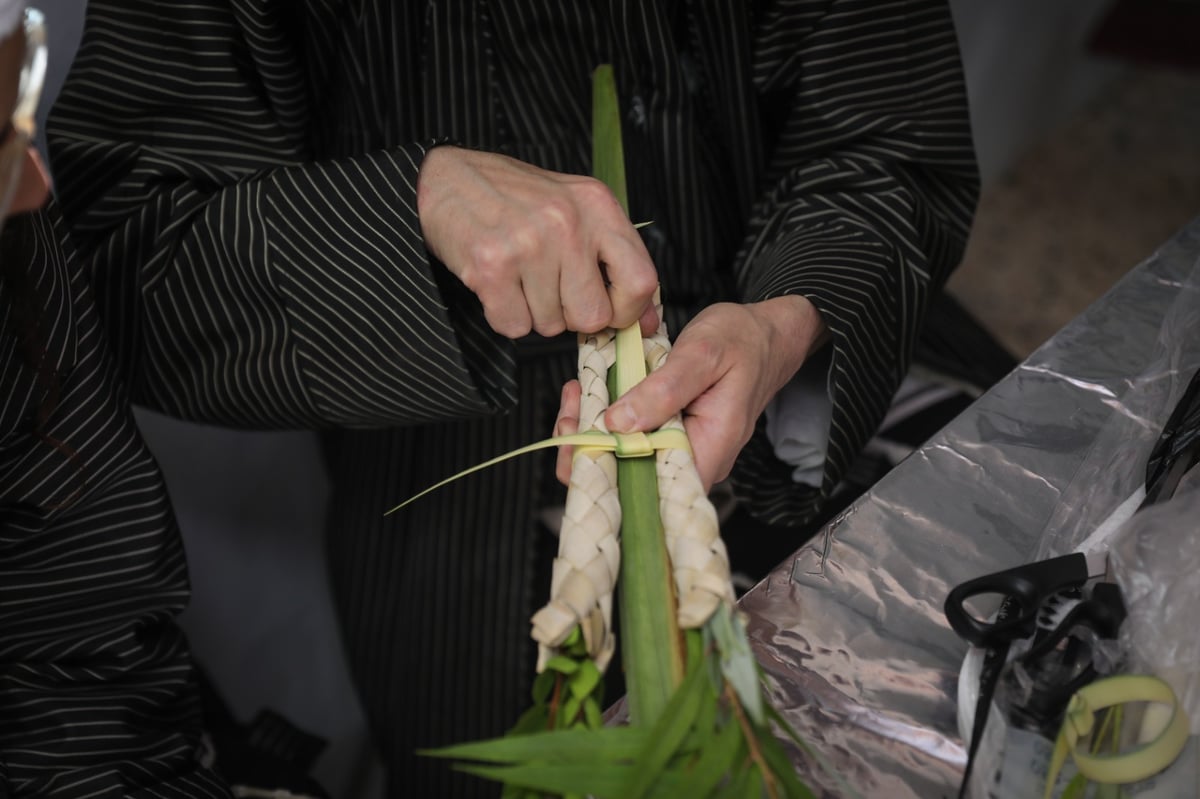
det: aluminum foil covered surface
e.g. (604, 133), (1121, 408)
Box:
(739, 218), (1200, 797)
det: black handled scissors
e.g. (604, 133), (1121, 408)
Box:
(944, 546), (1109, 799)
(944, 549), (1109, 649)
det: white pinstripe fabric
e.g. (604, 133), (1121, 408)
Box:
(1, 211), (231, 797)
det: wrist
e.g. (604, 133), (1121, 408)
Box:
(416, 145), (452, 222)
(758, 294), (827, 364)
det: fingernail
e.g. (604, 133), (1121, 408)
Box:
(608, 403), (635, 431)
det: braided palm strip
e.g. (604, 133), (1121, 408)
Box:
(531, 329), (622, 672)
(643, 328), (736, 628)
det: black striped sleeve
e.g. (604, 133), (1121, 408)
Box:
(0, 210), (232, 798)
(729, 0), (979, 522)
(46, 0), (516, 430)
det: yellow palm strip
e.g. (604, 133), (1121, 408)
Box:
(383, 429), (691, 516)
(1043, 674), (1190, 799)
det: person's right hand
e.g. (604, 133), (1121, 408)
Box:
(416, 146), (659, 339)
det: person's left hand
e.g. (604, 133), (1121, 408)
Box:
(554, 295), (827, 490)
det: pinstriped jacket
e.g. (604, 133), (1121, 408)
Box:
(48, 0), (978, 523)
(0, 0), (977, 795)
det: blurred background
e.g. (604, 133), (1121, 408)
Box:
(27, 1), (1200, 797)
(947, 0), (1200, 359)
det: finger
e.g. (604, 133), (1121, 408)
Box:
(596, 230), (658, 330)
(681, 414), (734, 492)
(554, 380), (582, 485)
(463, 234), (537, 338)
(605, 342), (720, 433)
(638, 302), (660, 337)
(560, 252), (612, 334)
(480, 285), (534, 339)
(524, 271), (567, 337)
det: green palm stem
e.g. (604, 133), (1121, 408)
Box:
(592, 64), (686, 724)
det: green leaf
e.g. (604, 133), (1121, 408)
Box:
(562, 626), (583, 649)
(709, 604), (764, 725)
(664, 715), (746, 799)
(507, 702), (550, 737)
(623, 658), (709, 798)
(743, 766), (763, 799)
(693, 673), (719, 738)
(422, 726), (648, 764)
(531, 669), (556, 705)
(1060, 772), (1088, 799)
(500, 782), (541, 799)
(568, 659), (602, 700)
(758, 728), (817, 799)
(543, 655), (581, 676)
(687, 627), (706, 667)
(583, 695), (604, 729)
(458, 762), (682, 799)
(765, 703), (862, 799)
(561, 694), (582, 726)
(712, 763), (755, 799)
(458, 762), (631, 798)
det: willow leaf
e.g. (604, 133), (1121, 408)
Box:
(744, 766), (764, 799)
(423, 726), (647, 764)
(710, 603), (763, 725)
(543, 655), (581, 676)
(758, 730), (818, 799)
(583, 695), (604, 729)
(458, 763), (629, 798)
(533, 670), (556, 704)
(665, 715), (746, 799)
(500, 785), (541, 799)
(692, 671), (720, 740)
(1060, 773), (1088, 799)
(459, 762), (680, 799)
(507, 702), (549, 738)
(766, 703), (863, 799)
(568, 659), (602, 700)
(622, 657), (711, 799)
(712, 763), (755, 799)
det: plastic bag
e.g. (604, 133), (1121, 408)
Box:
(1109, 467), (1200, 735)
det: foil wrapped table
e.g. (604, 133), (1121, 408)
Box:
(741, 217), (1200, 797)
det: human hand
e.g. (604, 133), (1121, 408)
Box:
(416, 146), (659, 338)
(553, 379), (583, 486)
(595, 296), (827, 490)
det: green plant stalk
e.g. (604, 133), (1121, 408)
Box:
(592, 64), (686, 724)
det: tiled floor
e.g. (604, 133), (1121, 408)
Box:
(947, 67), (1200, 359)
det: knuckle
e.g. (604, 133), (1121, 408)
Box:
(508, 224), (541, 260)
(506, 320), (534, 338)
(579, 177), (617, 206)
(468, 239), (509, 280)
(486, 307), (531, 339)
(627, 267), (657, 298)
(645, 373), (679, 409)
(689, 337), (723, 372)
(566, 301), (610, 333)
(539, 195), (578, 232)
(534, 318), (567, 338)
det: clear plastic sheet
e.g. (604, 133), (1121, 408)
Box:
(1110, 469), (1200, 735)
(738, 218), (1200, 797)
